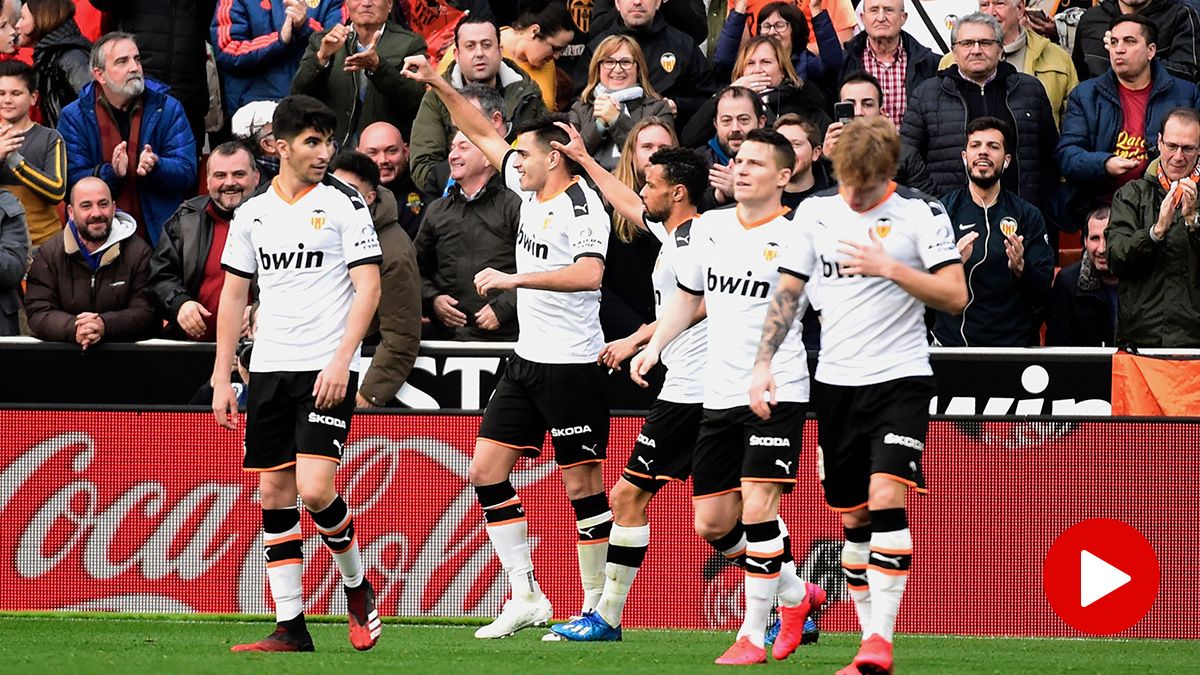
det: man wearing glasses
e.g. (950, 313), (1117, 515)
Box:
(901, 12), (1058, 213)
(841, 0), (940, 130)
(1107, 106), (1200, 347)
(1057, 14), (1200, 230)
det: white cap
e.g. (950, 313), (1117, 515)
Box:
(231, 101), (278, 140)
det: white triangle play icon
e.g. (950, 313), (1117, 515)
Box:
(1080, 550), (1131, 608)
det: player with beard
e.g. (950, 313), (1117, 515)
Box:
(931, 116), (1053, 347)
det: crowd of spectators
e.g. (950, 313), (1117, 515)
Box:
(4, 0), (1200, 404)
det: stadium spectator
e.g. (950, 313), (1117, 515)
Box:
(389, 0), (492, 62)
(568, 35), (674, 172)
(840, 0), (939, 130)
(0, 0), (20, 58)
(901, 13), (1058, 211)
(601, 116), (677, 340)
(1073, 0), (1198, 82)
(822, 71), (935, 194)
(773, 113), (831, 210)
(1107, 107), (1200, 347)
(713, 0), (844, 93)
(408, 15), (546, 195)
(699, 86), (766, 209)
(1046, 206), (1119, 346)
(581, 0), (716, 126)
(24, 176), (155, 345)
(680, 35), (830, 149)
(59, 32), (197, 247)
(937, 0), (1077, 128)
(0, 183), (26, 335)
(590, 0), (710, 45)
(291, 0), (428, 144)
(88, 0), (215, 148)
(932, 117), (1054, 347)
(1056, 15), (1200, 230)
(414, 126), (521, 341)
(230, 100), (280, 185)
(0, 61), (67, 248)
(358, 121), (423, 240)
(18, 0), (91, 128)
(328, 149), (421, 408)
(147, 142), (258, 342)
(491, 0), (575, 111)
(212, 0), (345, 121)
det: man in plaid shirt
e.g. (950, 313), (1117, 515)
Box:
(840, 0), (940, 128)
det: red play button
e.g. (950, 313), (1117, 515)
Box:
(1043, 518), (1159, 635)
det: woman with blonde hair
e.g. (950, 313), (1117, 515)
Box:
(681, 35), (829, 147)
(568, 35), (675, 171)
(600, 116), (677, 339)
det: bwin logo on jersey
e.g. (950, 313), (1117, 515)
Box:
(551, 425), (592, 437)
(707, 269), (769, 298)
(637, 433), (657, 447)
(749, 435), (790, 447)
(883, 433), (924, 451)
(819, 254), (857, 279)
(260, 243), (324, 270)
(517, 228), (549, 259)
(308, 412), (347, 429)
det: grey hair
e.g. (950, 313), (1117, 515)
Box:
(459, 83), (507, 124)
(3, 0), (20, 20)
(89, 31), (137, 71)
(950, 12), (1004, 44)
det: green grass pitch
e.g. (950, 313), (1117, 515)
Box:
(2, 613), (1199, 674)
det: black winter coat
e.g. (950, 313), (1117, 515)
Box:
(146, 195), (217, 338)
(679, 81), (831, 149)
(1045, 255), (1118, 347)
(31, 20), (91, 129)
(901, 63), (1059, 212)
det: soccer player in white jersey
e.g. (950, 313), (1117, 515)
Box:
(543, 125), (710, 641)
(402, 55), (615, 638)
(211, 95), (384, 653)
(749, 117), (968, 675)
(631, 129), (825, 665)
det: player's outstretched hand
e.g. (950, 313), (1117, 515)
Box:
(313, 364), (349, 409)
(474, 267), (518, 296)
(212, 383), (239, 430)
(599, 335), (640, 371)
(748, 363), (776, 420)
(549, 121), (587, 162)
(629, 346), (659, 388)
(401, 55), (438, 84)
(838, 229), (897, 279)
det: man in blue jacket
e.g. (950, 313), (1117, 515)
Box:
(934, 117), (1055, 346)
(58, 32), (197, 248)
(1056, 14), (1200, 231)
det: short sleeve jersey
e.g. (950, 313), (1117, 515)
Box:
(502, 150), (609, 364)
(221, 175), (382, 373)
(646, 215), (705, 405)
(675, 205), (810, 410)
(781, 184), (960, 386)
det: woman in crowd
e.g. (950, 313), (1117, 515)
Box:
(0, 0), (20, 58)
(600, 116), (678, 340)
(682, 35), (830, 148)
(568, 35), (674, 172)
(16, 0), (90, 128)
(714, 0), (843, 91)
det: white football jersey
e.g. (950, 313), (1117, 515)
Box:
(646, 216), (705, 405)
(222, 175), (382, 373)
(675, 205), (809, 410)
(502, 150), (609, 364)
(781, 184), (960, 386)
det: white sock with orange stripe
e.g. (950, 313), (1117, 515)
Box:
(571, 493), (613, 613)
(866, 508), (911, 643)
(476, 481), (541, 600)
(263, 506), (305, 622)
(308, 495), (363, 588)
(842, 525), (873, 639)
(738, 520), (784, 647)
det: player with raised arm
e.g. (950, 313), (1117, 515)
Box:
(211, 95), (384, 653)
(629, 128), (825, 665)
(402, 55), (614, 639)
(748, 117), (967, 675)
(542, 124), (709, 641)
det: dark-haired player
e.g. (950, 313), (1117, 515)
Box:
(211, 95), (383, 653)
(403, 55), (613, 638)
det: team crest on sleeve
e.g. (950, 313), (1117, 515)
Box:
(311, 209), (327, 230)
(999, 217), (1018, 237)
(763, 241), (780, 262)
(874, 218), (893, 238)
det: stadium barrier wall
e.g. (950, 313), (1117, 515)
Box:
(2, 409), (1194, 639)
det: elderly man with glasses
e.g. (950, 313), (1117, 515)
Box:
(901, 11), (1058, 216)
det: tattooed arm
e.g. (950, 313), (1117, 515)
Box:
(749, 273), (806, 420)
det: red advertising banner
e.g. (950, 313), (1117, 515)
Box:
(0, 412), (1193, 638)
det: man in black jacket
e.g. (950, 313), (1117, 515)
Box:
(840, 0), (940, 129)
(1073, 0), (1199, 82)
(932, 117), (1055, 346)
(147, 142), (258, 341)
(901, 12), (1059, 213)
(1046, 206), (1119, 346)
